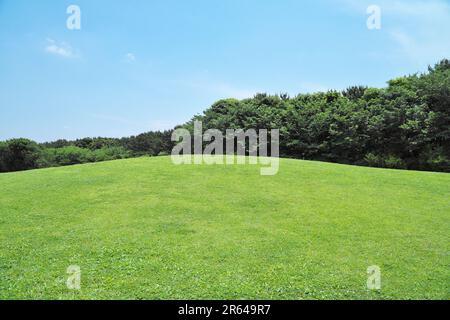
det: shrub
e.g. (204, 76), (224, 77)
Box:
(50, 146), (91, 166)
(384, 155), (406, 169)
(92, 146), (131, 162)
(0, 141), (7, 172)
(364, 153), (382, 168)
(364, 153), (406, 169)
(420, 147), (450, 172)
(0, 139), (42, 172)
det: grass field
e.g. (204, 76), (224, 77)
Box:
(0, 156), (449, 300)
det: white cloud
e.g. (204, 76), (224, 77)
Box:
(125, 53), (136, 63)
(45, 38), (77, 58)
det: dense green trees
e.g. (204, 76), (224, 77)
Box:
(121, 131), (173, 156)
(0, 139), (42, 172)
(183, 60), (449, 172)
(1, 60), (448, 173)
(0, 131), (175, 172)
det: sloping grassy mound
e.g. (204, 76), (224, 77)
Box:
(0, 157), (448, 300)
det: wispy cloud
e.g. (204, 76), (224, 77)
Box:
(383, 0), (450, 17)
(203, 82), (257, 100)
(90, 113), (135, 125)
(340, 0), (450, 16)
(45, 38), (78, 58)
(340, 0), (450, 65)
(297, 82), (330, 93)
(180, 73), (330, 98)
(90, 113), (179, 132)
(148, 120), (180, 131)
(182, 73), (257, 100)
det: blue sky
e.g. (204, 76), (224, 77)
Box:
(1, 0), (449, 142)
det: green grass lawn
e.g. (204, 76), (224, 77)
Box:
(0, 156), (449, 300)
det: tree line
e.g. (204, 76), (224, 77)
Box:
(1, 59), (449, 173)
(0, 132), (173, 173)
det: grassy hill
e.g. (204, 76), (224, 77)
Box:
(0, 157), (448, 300)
